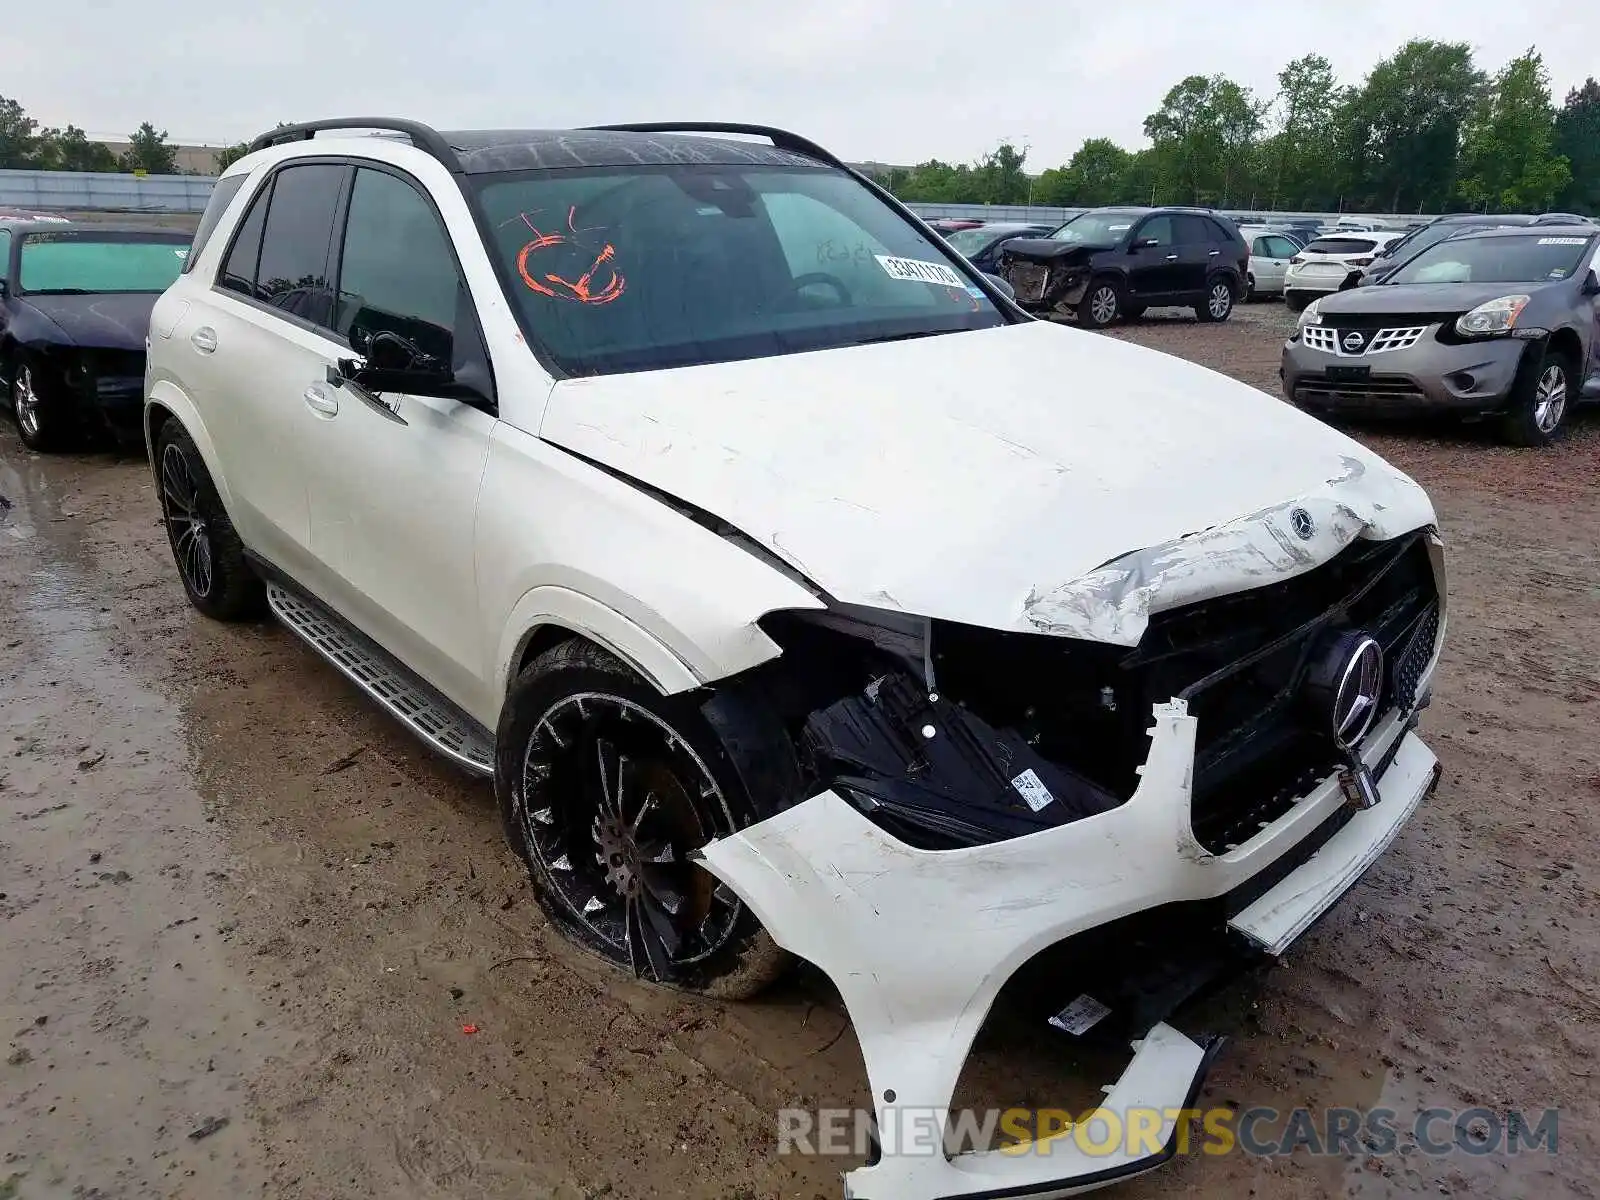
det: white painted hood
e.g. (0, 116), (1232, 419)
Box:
(539, 321), (1436, 642)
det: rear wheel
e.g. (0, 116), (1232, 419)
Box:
(1500, 349), (1573, 447)
(154, 421), (264, 619)
(1285, 293), (1309, 313)
(1195, 276), (1235, 323)
(496, 640), (790, 999)
(1076, 278), (1121, 329)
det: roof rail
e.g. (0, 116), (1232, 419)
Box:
(245, 118), (463, 172)
(583, 122), (849, 171)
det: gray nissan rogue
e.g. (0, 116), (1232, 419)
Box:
(1281, 225), (1600, 446)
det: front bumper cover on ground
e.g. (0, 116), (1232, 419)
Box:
(698, 691), (1441, 1199)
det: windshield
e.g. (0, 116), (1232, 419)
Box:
(19, 232), (191, 294)
(1386, 233), (1595, 285)
(472, 164), (1002, 377)
(1049, 212), (1138, 245)
(946, 226), (1002, 255)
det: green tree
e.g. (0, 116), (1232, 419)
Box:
(970, 142), (1029, 204)
(0, 94), (46, 169)
(1458, 49), (1570, 211)
(1553, 78), (1600, 214)
(119, 122), (178, 174)
(214, 142), (252, 173)
(1344, 40), (1485, 212)
(1052, 137), (1133, 206)
(38, 125), (118, 172)
(1265, 55), (1343, 209)
(1143, 74), (1265, 206)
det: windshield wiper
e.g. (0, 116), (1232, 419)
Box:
(844, 329), (957, 347)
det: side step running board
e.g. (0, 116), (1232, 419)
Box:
(265, 581), (495, 776)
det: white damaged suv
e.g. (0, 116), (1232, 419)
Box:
(145, 119), (1446, 1199)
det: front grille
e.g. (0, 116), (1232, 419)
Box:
(1295, 378), (1427, 407)
(1006, 262), (1051, 302)
(1301, 325), (1428, 356)
(1129, 532), (1439, 854)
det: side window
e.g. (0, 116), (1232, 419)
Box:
(1134, 216), (1175, 247)
(218, 179), (270, 298)
(0, 229), (11, 281)
(334, 168), (464, 363)
(252, 164), (345, 328)
(1174, 215), (1214, 245)
(183, 174), (247, 274)
(1250, 237), (1270, 256)
(1265, 236), (1299, 259)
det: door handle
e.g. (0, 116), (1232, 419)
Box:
(303, 384), (339, 417)
(1164, 254), (1179, 261)
(190, 326), (218, 354)
(1208, 250), (1221, 256)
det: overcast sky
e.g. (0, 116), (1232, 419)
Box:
(4, 1), (1596, 168)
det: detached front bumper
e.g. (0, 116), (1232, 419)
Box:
(1282, 329), (1537, 418)
(699, 686), (1441, 1199)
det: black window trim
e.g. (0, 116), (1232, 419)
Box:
(209, 155), (354, 346)
(182, 173), (249, 275)
(330, 159), (497, 410)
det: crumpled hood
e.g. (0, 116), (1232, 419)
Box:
(999, 239), (1106, 264)
(14, 293), (157, 352)
(539, 321), (1437, 645)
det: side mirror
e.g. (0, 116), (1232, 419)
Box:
(1583, 269), (1600, 297)
(984, 273), (1015, 301)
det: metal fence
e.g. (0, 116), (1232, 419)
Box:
(0, 169), (215, 213)
(902, 201), (1435, 228)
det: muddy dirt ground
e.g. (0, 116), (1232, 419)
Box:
(3, 305), (1598, 1200)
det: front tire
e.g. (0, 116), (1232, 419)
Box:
(496, 640), (790, 999)
(154, 421), (264, 619)
(1076, 278), (1121, 329)
(1196, 276), (1235, 323)
(10, 358), (70, 452)
(1500, 349), (1574, 447)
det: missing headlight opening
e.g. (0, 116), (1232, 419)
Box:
(704, 528), (1440, 855)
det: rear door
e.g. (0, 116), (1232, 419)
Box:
(1256, 235), (1298, 291)
(1174, 215), (1220, 296)
(169, 161), (348, 585)
(1126, 215), (1179, 300)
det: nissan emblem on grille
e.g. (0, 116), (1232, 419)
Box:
(1289, 507), (1316, 540)
(1342, 331), (1366, 352)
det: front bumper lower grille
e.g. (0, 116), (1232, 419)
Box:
(1133, 532), (1439, 854)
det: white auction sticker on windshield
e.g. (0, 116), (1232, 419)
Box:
(1538, 237), (1587, 245)
(876, 254), (965, 287)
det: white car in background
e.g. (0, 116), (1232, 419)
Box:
(1285, 231), (1402, 311)
(1238, 226), (1303, 298)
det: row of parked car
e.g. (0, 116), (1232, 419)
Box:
(927, 206), (1599, 445)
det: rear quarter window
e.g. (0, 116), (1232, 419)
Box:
(183, 174), (247, 274)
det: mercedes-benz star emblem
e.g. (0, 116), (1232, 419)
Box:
(1332, 635), (1385, 746)
(1289, 507), (1316, 540)
(1342, 330), (1366, 352)
(1303, 630), (1387, 810)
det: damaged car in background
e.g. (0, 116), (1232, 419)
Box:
(146, 118), (1448, 1200)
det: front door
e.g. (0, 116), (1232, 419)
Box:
(301, 164), (496, 713)
(1125, 215), (1180, 300)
